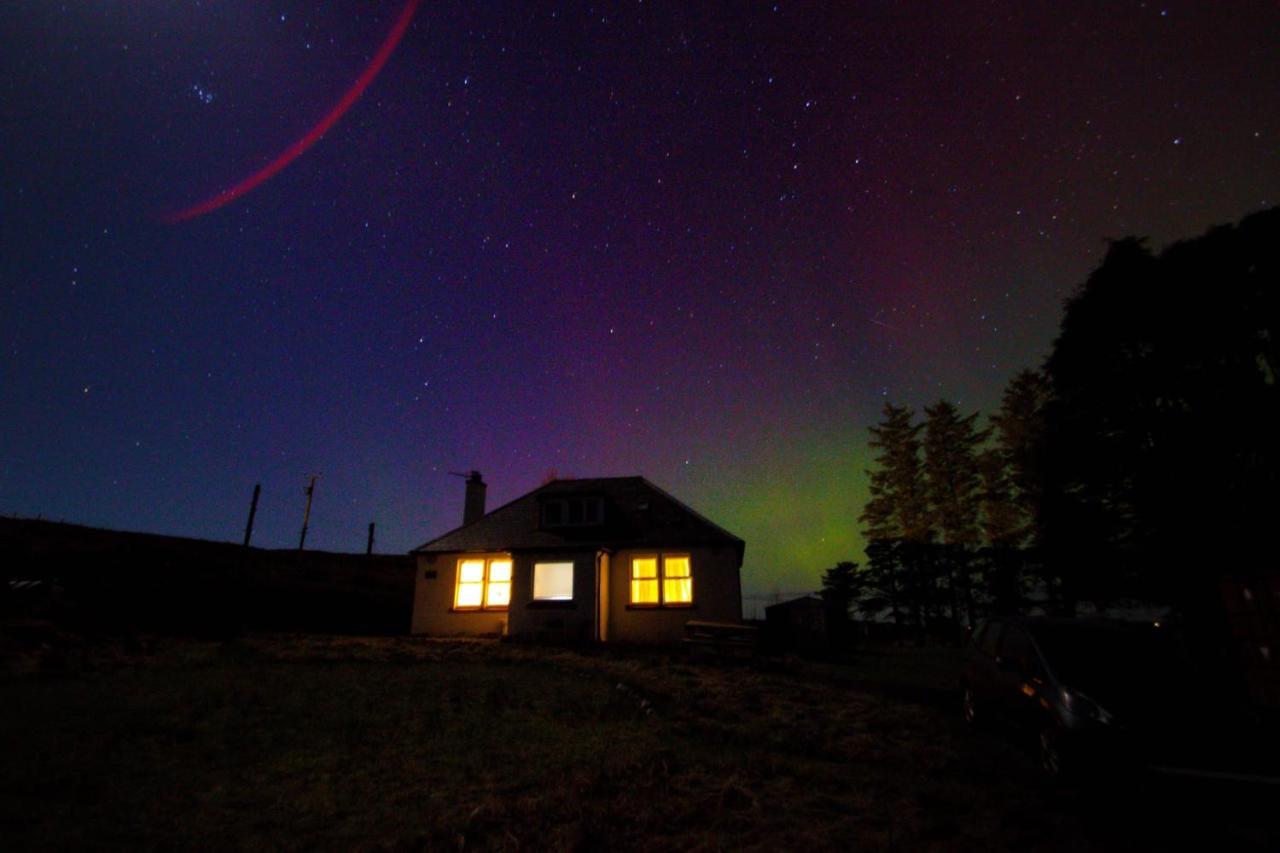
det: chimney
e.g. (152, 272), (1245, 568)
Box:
(463, 470), (486, 526)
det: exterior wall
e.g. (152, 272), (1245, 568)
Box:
(412, 544), (744, 645)
(410, 551), (509, 636)
(506, 551), (598, 643)
(607, 545), (742, 644)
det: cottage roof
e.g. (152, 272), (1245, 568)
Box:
(412, 476), (743, 555)
(764, 595), (826, 616)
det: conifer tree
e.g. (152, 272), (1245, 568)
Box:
(859, 403), (930, 630)
(990, 369), (1050, 548)
(861, 539), (906, 626)
(1042, 208), (1280, 610)
(976, 447), (1024, 615)
(981, 369), (1053, 614)
(860, 403), (930, 541)
(922, 400), (989, 626)
(922, 401), (988, 546)
(820, 561), (860, 639)
(977, 447), (1019, 547)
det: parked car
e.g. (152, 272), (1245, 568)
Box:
(961, 617), (1201, 777)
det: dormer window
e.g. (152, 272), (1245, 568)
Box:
(540, 496), (604, 528)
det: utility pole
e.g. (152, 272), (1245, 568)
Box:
(243, 483), (261, 547)
(298, 474), (318, 551)
(366, 522), (376, 555)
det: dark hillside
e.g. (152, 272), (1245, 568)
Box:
(0, 517), (413, 637)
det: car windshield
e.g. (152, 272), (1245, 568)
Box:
(1030, 624), (1188, 698)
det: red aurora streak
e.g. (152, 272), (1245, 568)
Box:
(166, 0), (420, 224)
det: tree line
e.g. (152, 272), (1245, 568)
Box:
(824, 206), (1278, 638)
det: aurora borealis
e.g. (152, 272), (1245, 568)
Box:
(2, 2), (1278, 604)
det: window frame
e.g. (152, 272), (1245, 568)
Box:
(629, 555), (661, 607)
(452, 556), (512, 612)
(628, 552), (694, 609)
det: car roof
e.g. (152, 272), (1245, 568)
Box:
(985, 616), (1158, 631)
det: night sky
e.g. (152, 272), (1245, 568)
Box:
(3, 1), (1278, 601)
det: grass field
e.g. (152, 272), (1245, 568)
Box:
(1, 636), (1273, 851)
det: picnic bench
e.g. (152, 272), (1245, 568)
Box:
(683, 620), (758, 659)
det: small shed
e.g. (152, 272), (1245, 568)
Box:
(764, 595), (828, 651)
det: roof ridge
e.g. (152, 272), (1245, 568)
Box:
(636, 477), (745, 544)
(411, 474), (743, 553)
(545, 475), (645, 484)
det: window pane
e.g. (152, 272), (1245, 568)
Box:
(631, 557), (658, 579)
(664, 577), (693, 604)
(662, 556), (692, 604)
(631, 579), (659, 604)
(456, 559), (486, 608)
(483, 559), (512, 608)
(459, 560), (486, 583)
(456, 582), (484, 608)
(663, 556), (690, 578)
(486, 580), (511, 608)
(534, 562), (574, 600)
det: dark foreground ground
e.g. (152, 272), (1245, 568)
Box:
(1, 636), (1274, 851)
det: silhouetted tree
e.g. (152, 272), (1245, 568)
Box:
(860, 403), (930, 542)
(923, 401), (989, 544)
(862, 538), (943, 629)
(978, 369), (1053, 614)
(859, 540), (903, 625)
(1042, 208), (1280, 613)
(990, 369), (1051, 547)
(975, 448), (1024, 616)
(977, 448), (1018, 547)
(922, 400), (989, 627)
(820, 560), (860, 640)
(859, 403), (934, 633)
(901, 539), (952, 634)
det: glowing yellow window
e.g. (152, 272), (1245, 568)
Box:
(663, 555), (693, 605)
(454, 557), (511, 610)
(455, 559), (486, 609)
(485, 560), (512, 608)
(630, 557), (659, 605)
